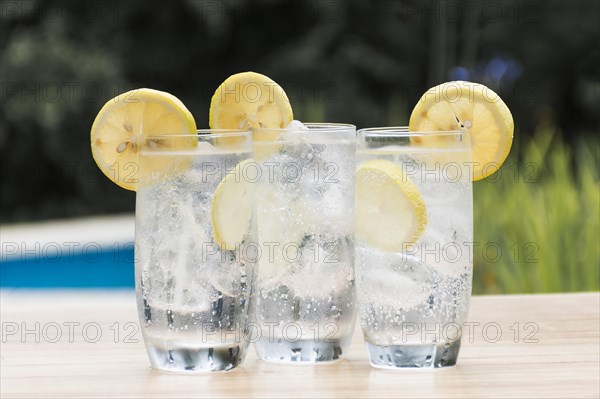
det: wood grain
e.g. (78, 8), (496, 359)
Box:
(1, 291), (598, 398)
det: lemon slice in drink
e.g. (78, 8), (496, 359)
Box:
(91, 88), (197, 190)
(212, 159), (256, 250)
(355, 159), (428, 252)
(409, 81), (514, 181)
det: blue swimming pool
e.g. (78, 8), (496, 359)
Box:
(1, 245), (135, 288)
(1, 215), (137, 288)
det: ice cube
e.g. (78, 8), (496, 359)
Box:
(277, 121), (307, 142)
(369, 272), (426, 309)
(258, 256), (290, 286)
(286, 120), (309, 131)
(197, 141), (216, 152)
(318, 185), (353, 235)
(208, 253), (242, 298)
(418, 202), (472, 278)
(281, 271), (332, 298)
(357, 249), (434, 309)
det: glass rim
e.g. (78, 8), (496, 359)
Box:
(357, 126), (467, 138)
(146, 129), (251, 140)
(251, 122), (355, 133)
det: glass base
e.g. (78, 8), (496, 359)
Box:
(255, 339), (345, 363)
(366, 340), (461, 369)
(146, 343), (248, 373)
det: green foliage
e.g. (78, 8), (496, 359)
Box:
(473, 125), (600, 294)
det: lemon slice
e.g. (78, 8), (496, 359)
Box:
(209, 71), (293, 130)
(91, 88), (197, 190)
(209, 72), (293, 158)
(409, 81), (514, 181)
(212, 159), (256, 250)
(355, 159), (427, 252)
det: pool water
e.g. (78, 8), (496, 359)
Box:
(1, 244), (135, 288)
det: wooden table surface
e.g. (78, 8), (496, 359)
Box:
(1, 291), (598, 398)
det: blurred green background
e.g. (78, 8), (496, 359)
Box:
(1, 0), (598, 294)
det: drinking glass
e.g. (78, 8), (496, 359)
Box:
(134, 130), (257, 372)
(252, 123), (357, 363)
(355, 127), (473, 368)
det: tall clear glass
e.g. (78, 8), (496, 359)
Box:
(134, 130), (257, 372)
(355, 127), (473, 369)
(252, 123), (357, 363)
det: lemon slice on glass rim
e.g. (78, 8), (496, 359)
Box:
(209, 71), (293, 158)
(355, 159), (428, 252)
(409, 81), (514, 181)
(209, 71), (293, 131)
(91, 88), (197, 190)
